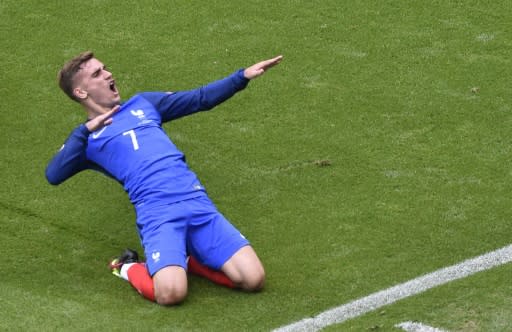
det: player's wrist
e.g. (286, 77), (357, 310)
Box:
(80, 123), (93, 135)
(236, 69), (250, 87)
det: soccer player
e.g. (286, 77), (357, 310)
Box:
(45, 51), (282, 305)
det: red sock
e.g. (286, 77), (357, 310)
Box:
(187, 256), (235, 288)
(126, 263), (155, 301)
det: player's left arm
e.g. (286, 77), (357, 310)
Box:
(242, 55), (283, 80)
(144, 55), (283, 122)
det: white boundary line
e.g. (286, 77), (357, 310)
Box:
(273, 244), (512, 332)
(396, 321), (448, 332)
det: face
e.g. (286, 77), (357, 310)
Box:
(73, 58), (121, 109)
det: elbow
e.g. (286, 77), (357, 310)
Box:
(45, 167), (62, 186)
(46, 174), (61, 186)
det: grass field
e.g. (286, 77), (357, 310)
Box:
(2, 1), (512, 331)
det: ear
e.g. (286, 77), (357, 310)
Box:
(73, 87), (88, 100)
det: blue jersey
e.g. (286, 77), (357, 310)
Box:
(46, 69), (249, 206)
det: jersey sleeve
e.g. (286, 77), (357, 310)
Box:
(141, 69), (249, 122)
(45, 124), (93, 185)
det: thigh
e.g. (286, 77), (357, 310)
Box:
(137, 204), (189, 276)
(221, 245), (265, 291)
(186, 197), (250, 270)
(152, 265), (188, 305)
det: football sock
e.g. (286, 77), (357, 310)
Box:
(187, 256), (235, 288)
(125, 263), (155, 301)
(119, 263), (134, 280)
(120, 258), (233, 302)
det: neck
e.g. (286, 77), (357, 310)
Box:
(82, 100), (117, 119)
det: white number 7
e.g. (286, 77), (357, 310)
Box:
(123, 130), (139, 151)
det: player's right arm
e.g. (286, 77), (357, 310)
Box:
(46, 106), (119, 185)
(45, 124), (91, 185)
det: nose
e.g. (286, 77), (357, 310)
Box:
(104, 69), (113, 79)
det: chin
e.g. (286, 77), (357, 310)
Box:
(108, 99), (121, 108)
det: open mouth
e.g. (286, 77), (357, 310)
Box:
(109, 80), (117, 93)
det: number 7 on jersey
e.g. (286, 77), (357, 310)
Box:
(123, 130), (140, 151)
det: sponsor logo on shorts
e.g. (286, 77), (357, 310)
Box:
(152, 251), (160, 263)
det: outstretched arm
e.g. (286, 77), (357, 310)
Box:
(147, 55), (283, 122)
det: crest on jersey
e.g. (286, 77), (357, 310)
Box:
(131, 109), (145, 120)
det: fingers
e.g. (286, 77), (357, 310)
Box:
(98, 105), (120, 121)
(99, 105), (119, 125)
(86, 105), (120, 132)
(266, 55), (283, 67)
(105, 104), (120, 116)
(256, 55), (283, 72)
(245, 55), (283, 80)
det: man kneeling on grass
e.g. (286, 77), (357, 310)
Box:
(46, 51), (282, 305)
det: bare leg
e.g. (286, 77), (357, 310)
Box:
(152, 265), (188, 305)
(221, 246), (265, 291)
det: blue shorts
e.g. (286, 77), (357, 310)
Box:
(135, 196), (250, 276)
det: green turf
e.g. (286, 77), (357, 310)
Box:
(2, 0), (511, 331)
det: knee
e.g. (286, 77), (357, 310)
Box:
(253, 268), (266, 291)
(238, 267), (266, 292)
(222, 246), (266, 291)
(154, 283), (187, 306)
(153, 266), (188, 305)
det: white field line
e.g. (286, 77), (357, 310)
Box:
(273, 244), (512, 332)
(396, 321), (448, 332)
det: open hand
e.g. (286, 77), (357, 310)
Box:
(244, 55), (283, 80)
(85, 105), (120, 132)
